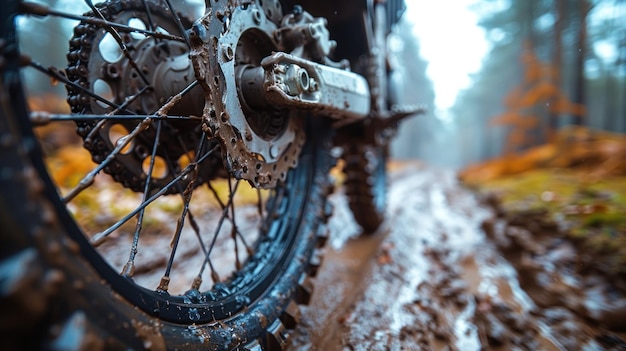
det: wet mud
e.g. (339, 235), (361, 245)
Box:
(289, 162), (626, 350)
(89, 161), (626, 349)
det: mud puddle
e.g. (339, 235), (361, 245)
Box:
(289, 162), (626, 350)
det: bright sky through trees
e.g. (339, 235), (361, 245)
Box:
(405, 1), (489, 113)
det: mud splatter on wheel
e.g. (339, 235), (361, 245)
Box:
(0, 0), (334, 349)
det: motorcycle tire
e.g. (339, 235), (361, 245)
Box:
(0, 1), (334, 349)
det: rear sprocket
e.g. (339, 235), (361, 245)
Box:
(190, 0), (305, 189)
(66, 0), (220, 194)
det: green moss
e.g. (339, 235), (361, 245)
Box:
(474, 169), (626, 274)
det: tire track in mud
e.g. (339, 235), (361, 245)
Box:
(289, 163), (489, 350)
(288, 162), (623, 350)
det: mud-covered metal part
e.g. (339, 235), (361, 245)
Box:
(189, 1), (364, 188)
(190, 0), (306, 189)
(333, 0), (421, 234)
(2, 0), (339, 349)
(250, 52), (371, 122)
(274, 7), (337, 62)
(66, 0), (218, 194)
(343, 142), (387, 233)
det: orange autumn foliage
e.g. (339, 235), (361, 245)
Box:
(459, 126), (626, 184)
(490, 44), (586, 153)
(46, 145), (97, 188)
(28, 93), (71, 114)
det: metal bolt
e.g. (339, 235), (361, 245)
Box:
(252, 9), (262, 25)
(284, 64), (309, 95)
(222, 45), (234, 61)
(292, 5), (303, 19)
(269, 144), (279, 159)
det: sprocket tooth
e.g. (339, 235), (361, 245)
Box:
(324, 201), (334, 219)
(296, 274), (314, 305)
(265, 319), (288, 350)
(242, 340), (263, 351)
(316, 227), (330, 248)
(279, 300), (301, 329)
(308, 247), (324, 277)
(189, 0), (304, 189)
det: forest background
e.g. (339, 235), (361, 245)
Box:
(390, 0), (626, 168)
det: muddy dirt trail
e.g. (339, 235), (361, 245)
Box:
(288, 162), (626, 351)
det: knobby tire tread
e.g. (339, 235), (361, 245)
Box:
(0, 0), (335, 348)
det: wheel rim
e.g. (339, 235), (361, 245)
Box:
(6, 0), (314, 324)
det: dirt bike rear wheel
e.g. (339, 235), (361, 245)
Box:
(0, 1), (333, 349)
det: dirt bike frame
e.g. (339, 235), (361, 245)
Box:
(281, 0), (409, 121)
(0, 0), (420, 349)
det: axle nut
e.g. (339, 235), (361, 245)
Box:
(284, 64), (309, 96)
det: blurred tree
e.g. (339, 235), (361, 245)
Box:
(453, 0), (539, 162)
(455, 0), (626, 163)
(491, 43), (585, 153)
(19, 0), (68, 97)
(551, 0), (564, 132)
(388, 18), (437, 161)
(572, 0), (592, 125)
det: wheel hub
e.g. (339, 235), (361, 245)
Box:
(190, 0), (304, 189)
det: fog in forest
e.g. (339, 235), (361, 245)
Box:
(18, 0), (626, 171)
(391, 0), (626, 170)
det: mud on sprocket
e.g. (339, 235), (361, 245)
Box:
(0, 0), (411, 349)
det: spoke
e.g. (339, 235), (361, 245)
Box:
(170, 135), (214, 273)
(84, 0), (151, 86)
(163, 0), (191, 49)
(140, 0), (162, 47)
(31, 112), (200, 125)
(34, 83), (152, 134)
(197, 180), (241, 285)
(121, 120), (163, 277)
(228, 177), (242, 270)
(62, 81), (198, 203)
(82, 81), (196, 145)
(141, 0), (158, 34)
(62, 117), (152, 204)
(168, 134), (220, 290)
(109, 84), (151, 115)
(27, 60), (129, 113)
(256, 188), (264, 218)
(207, 182), (227, 209)
(206, 180), (253, 253)
(89, 144), (218, 246)
(157, 175), (196, 293)
(84, 119), (107, 145)
(206, 179), (254, 257)
(20, 2), (186, 42)
(234, 225), (254, 257)
(162, 80), (199, 110)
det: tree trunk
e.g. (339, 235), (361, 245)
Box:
(572, 0), (590, 126)
(621, 31), (626, 132)
(550, 0), (564, 137)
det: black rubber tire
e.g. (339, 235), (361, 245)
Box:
(0, 1), (334, 350)
(343, 143), (388, 233)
